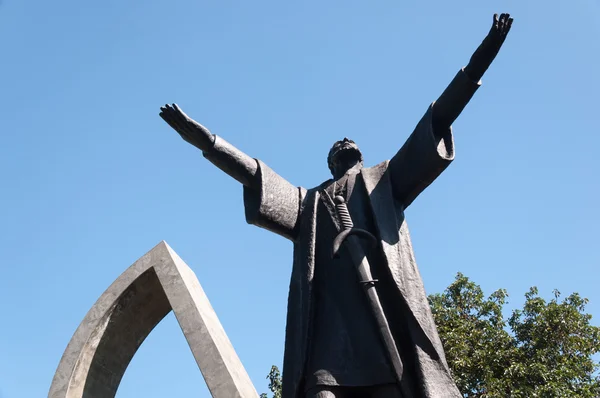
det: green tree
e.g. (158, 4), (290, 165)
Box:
(430, 273), (600, 397)
(260, 365), (282, 398)
(262, 274), (600, 397)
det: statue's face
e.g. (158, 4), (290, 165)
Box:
(327, 138), (363, 176)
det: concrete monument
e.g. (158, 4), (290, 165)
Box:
(48, 241), (258, 398)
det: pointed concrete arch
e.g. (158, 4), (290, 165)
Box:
(49, 241), (258, 398)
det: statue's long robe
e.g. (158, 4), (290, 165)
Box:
(209, 70), (479, 398)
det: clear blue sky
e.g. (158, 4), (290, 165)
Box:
(1, 0), (599, 397)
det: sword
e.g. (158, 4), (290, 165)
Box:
(332, 195), (408, 394)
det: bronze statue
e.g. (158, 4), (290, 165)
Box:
(160, 13), (514, 398)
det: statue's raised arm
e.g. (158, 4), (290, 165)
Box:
(389, 13), (513, 208)
(159, 103), (303, 241)
(432, 13), (514, 132)
(159, 104), (259, 189)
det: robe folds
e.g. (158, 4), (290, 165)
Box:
(210, 70), (479, 398)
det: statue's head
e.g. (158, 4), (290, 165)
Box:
(327, 138), (364, 178)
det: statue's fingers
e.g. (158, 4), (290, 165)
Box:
(160, 104), (177, 118)
(160, 108), (179, 127)
(159, 109), (173, 124)
(161, 103), (176, 114)
(172, 103), (200, 132)
(163, 105), (189, 128)
(159, 105), (169, 117)
(171, 104), (208, 134)
(161, 106), (194, 138)
(161, 108), (188, 134)
(159, 107), (175, 122)
(493, 13), (499, 29)
(500, 13), (509, 28)
(506, 17), (513, 35)
(172, 103), (193, 120)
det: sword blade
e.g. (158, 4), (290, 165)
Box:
(344, 234), (405, 385)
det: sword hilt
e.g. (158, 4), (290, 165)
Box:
(334, 195), (353, 230)
(331, 196), (378, 258)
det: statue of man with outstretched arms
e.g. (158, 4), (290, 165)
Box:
(160, 13), (513, 398)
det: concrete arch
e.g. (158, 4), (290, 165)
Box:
(49, 241), (258, 398)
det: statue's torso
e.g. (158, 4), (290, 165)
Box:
(305, 171), (396, 390)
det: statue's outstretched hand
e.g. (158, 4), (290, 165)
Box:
(160, 104), (215, 152)
(487, 13), (513, 49)
(464, 13), (513, 82)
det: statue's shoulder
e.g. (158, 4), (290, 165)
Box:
(361, 160), (390, 183)
(364, 160), (389, 173)
(308, 179), (333, 194)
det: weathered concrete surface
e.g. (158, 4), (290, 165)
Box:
(48, 241), (258, 398)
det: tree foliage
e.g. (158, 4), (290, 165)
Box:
(259, 365), (282, 398)
(430, 273), (600, 397)
(262, 274), (600, 397)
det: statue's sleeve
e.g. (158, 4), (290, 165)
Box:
(389, 69), (480, 208)
(243, 160), (304, 241)
(388, 104), (454, 208)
